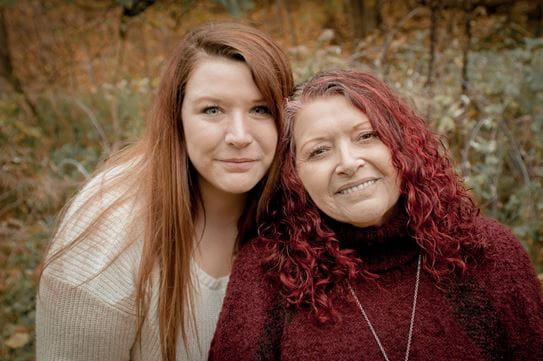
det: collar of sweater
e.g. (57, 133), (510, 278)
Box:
(323, 211), (419, 273)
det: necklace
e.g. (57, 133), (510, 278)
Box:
(347, 255), (421, 361)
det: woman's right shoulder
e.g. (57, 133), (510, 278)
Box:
(226, 237), (286, 325)
(230, 237), (276, 290)
(43, 160), (144, 291)
(211, 237), (281, 359)
(61, 158), (142, 223)
(55, 160), (142, 239)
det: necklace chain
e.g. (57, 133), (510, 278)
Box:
(348, 255), (421, 361)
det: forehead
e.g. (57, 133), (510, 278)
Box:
(293, 96), (370, 143)
(184, 55), (260, 99)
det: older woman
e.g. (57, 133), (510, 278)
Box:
(209, 70), (543, 360)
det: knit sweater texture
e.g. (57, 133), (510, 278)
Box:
(36, 167), (229, 361)
(209, 216), (543, 361)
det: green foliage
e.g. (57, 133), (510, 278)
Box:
(0, 78), (152, 359)
(2, 5), (543, 360)
(0, 227), (46, 361)
(462, 41), (543, 267)
(0, 0), (17, 6)
(213, 0), (254, 18)
(115, 0), (135, 6)
(181, 0), (196, 9)
(290, 29), (543, 272)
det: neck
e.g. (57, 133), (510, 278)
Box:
(196, 179), (248, 232)
(325, 211), (418, 272)
(193, 179), (248, 278)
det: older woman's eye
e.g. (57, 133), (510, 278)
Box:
(356, 131), (378, 142)
(203, 106), (222, 115)
(308, 146), (329, 159)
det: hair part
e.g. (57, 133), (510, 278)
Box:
(262, 70), (483, 323)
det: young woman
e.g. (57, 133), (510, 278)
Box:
(210, 70), (543, 360)
(36, 22), (293, 361)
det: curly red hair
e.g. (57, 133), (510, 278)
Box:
(258, 70), (483, 323)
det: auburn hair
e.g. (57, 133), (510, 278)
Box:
(41, 22), (293, 360)
(260, 70), (483, 323)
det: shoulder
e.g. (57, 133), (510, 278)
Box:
(62, 158), (142, 224)
(451, 217), (543, 357)
(468, 216), (541, 299)
(42, 160), (144, 311)
(474, 216), (530, 266)
(211, 238), (281, 359)
(231, 237), (272, 287)
(49, 159), (143, 253)
(474, 216), (516, 242)
(225, 237), (280, 312)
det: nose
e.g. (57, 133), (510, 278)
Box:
(335, 142), (364, 176)
(225, 112), (253, 148)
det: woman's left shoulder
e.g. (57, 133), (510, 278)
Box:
(464, 219), (543, 357)
(473, 216), (528, 262)
(469, 216), (540, 292)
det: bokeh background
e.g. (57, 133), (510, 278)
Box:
(1, 0), (542, 359)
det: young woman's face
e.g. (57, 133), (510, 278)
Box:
(181, 56), (278, 196)
(294, 95), (401, 228)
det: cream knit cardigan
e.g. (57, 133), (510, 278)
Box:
(36, 168), (228, 361)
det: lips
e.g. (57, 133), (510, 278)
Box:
(218, 158), (259, 172)
(220, 158), (257, 163)
(336, 178), (380, 195)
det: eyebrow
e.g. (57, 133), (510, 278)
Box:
(353, 120), (372, 129)
(190, 95), (267, 104)
(298, 120), (372, 149)
(298, 136), (330, 154)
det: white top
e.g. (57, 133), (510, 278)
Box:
(186, 262), (229, 359)
(36, 167), (229, 361)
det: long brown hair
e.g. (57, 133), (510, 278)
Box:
(42, 22), (293, 360)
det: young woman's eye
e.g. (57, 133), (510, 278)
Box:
(252, 105), (271, 115)
(356, 131), (378, 142)
(203, 106), (222, 115)
(307, 146), (329, 159)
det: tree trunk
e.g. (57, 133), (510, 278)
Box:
(462, 6), (473, 94)
(536, 0), (543, 37)
(0, 7), (40, 121)
(426, 3), (438, 88)
(276, 0), (298, 47)
(349, 0), (379, 39)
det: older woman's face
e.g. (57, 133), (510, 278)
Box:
(294, 95), (401, 228)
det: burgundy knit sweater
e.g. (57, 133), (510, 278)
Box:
(209, 216), (543, 361)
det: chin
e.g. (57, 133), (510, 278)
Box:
(345, 212), (386, 228)
(220, 182), (260, 194)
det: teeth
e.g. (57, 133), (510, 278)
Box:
(338, 179), (377, 195)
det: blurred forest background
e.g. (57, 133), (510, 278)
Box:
(1, 0), (542, 359)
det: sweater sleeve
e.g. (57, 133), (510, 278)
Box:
(36, 274), (136, 361)
(478, 218), (543, 360)
(36, 168), (161, 361)
(209, 240), (283, 361)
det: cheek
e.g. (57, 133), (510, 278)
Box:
(297, 164), (327, 205)
(185, 131), (211, 158)
(182, 118), (203, 146)
(383, 170), (401, 209)
(185, 122), (224, 154)
(257, 122), (278, 154)
(265, 133), (278, 158)
(388, 159), (401, 193)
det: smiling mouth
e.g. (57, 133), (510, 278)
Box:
(336, 179), (378, 195)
